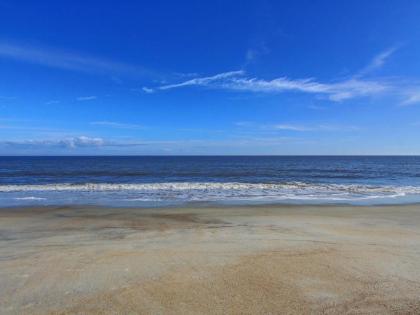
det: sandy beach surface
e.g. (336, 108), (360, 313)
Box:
(1, 204), (420, 314)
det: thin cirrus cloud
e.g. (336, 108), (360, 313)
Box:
(76, 96), (97, 101)
(150, 70), (245, 91)
(224, 76), (387, 102)
(271, 124), (360, 132)
(90, 121), (145, 130)
(401, 90), (420, 106)
(45, 100), (60, 105)
(143, 47), (420, 104)
(145, 70), (388, 102)
(355, 46), (399, 77)
(235, 121), (360, 132)
(0, 41), (157, 77)
(272, 124), (313, 132)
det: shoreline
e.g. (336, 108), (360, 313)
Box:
(2, 200), (420, 212)
(1, 204), (420, 314)
(3, 179), (420, 208)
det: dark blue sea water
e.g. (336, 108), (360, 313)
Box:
(1, 156), (420, 207)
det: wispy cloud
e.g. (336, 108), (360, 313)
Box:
(144, 47), (420, 103)
(142, 70), (245, 93)
(356, 46), (399, 77)
(146, 70), (387, 101)
(244, 42), (270, 66)
(237, 121), (360, 132)
(60, 136), (104, 148)
(0, 42), (156, 77)
(45, 100), (60, 105)
(272, 124), (312, 131)
(172, 72), (200, 78)
(90, 121), (145, 130)
(271, 124), (360, 132)
(76, 96), (97, 101)
(158, 70), (245, 90)
(225, 76), (387, 101)
(142, 87), (154, 94)
(401, 89), (420, 106)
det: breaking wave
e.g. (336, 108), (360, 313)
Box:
(1, 182), (420, 202)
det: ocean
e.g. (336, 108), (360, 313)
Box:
(1, 156), (420, 207)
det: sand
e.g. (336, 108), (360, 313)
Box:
(1, 204), (420, 314)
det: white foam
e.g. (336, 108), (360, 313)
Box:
(14, 197), (46, 201)
(1, 182), (419, 202)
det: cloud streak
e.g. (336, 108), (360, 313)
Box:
(0, 42), (156, 77)
(143, 70), (245, 93)
(223, 76), (388, 101)
(146, 70), (388, 101)
(76, 96), (97, 101)
(45, 100), (60, 105)
(144, 47), (420, 104)
(241, 122), (360, 132)
(356, 46), (398, 77)
(90, 121), (145, 129)
(272, 124), (360, 132)
(401, 89), (420, 106)
(272, 124), (312, 131)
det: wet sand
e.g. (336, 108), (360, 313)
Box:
(1, 204), (420, 314)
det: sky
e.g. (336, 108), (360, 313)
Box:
(1, 0), (420, 155)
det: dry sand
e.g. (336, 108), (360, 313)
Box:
(1, 204), (420, 314)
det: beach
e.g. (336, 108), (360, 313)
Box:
(1, 204), (420, 314)
(3, 0), (420, 313)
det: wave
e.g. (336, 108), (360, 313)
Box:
(1, 182), (420, 201)
(13, 197), (46, 201)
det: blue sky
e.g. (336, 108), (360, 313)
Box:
(1, 0), (420, 155)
